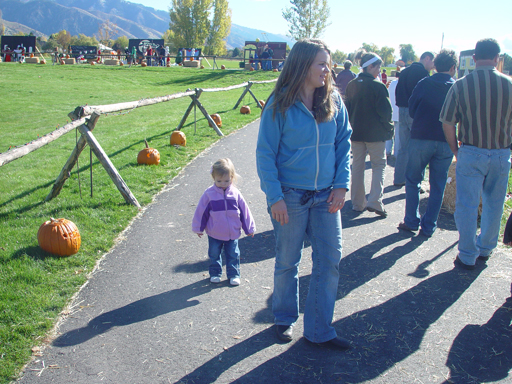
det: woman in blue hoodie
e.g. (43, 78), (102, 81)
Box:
(256, 39), (352, 349)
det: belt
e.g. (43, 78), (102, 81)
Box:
(299, 187), (332, 205)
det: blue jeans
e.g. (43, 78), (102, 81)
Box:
(404, 139), (453, 235)
(455, 145), (511, 265)
(270, 187), (342, 343)
(207, 236), (240, 278)
(393, 107), (413, 184)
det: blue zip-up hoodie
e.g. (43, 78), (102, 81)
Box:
(256, 92), (352, 207)
(192, 184), (255, 241)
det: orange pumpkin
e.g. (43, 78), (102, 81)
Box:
(333, 63), (338, 68)
(120, 61), (124, 66)
(200, 65), (205, 69)
(240, 105), (251, 115)
(221, 65), (226, 70)
(37, 218), (81, 257)
(249, 66), (255, 71)
(60, 59), (65, 65)
(137, 139), (160, 165)
(170, 131), (186, 146)
(259, 100), (265, 108)
(30, 53), (34, 58)
(141, 61), (147, 67)
(40, 59), (46, 64)
(91, 61), (95, 65)
(273, 68), (278, 72)
(209, 114), (222, 128)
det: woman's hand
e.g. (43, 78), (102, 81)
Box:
(271, 200), (289, 225)
(327, 188), (347, 213)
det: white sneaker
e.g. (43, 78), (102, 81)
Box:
(230, 277), (241, 286)
(210, 276), (221, 283)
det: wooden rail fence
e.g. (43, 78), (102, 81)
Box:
(0, 79), (277, 207)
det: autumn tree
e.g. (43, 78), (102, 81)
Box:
(282, 0), (330, 40)
(169, 0), (231, 55)
(204, 0), (231, 55)
(53, 30), (71, 49)
(169, 0), (212, 49)
(163, 29), (175, 52)
(399, 44), (417, 64)
(96, 20), (118, 46)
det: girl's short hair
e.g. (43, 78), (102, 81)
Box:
(269, 38), (336, 123)
(211, 158), (238, 184)
(360, 53), (382, 72)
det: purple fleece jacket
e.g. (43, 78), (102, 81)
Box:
(192, 184), (256, 241)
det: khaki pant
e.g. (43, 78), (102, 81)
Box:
(350, 141), (386, 212)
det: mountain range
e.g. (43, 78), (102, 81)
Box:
(0, 0), (294, 49)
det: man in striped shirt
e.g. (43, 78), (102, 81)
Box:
(440, 38), (512, 270)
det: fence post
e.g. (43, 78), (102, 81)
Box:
(176, 89), (223, 136)
(233, 81), (262, 109)
(78, 124), (140, 208)
(46, 112), (101, 202)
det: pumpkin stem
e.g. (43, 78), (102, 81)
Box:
(144, 139), (149, 148)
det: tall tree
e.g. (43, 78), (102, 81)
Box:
(169, 0), (213, 49)
(282, 0), (331, 40)
(55, 30), (71, 49)
(378, 46), (395, 66)
(399, 44), (417, 64)
(204, 0), (231, 55)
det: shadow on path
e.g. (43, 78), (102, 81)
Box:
(443, 283), (512, 384)
(53, 279), (213, 347)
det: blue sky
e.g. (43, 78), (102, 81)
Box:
(135, 0), (512, 58)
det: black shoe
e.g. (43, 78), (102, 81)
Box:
(316, 337), (352, 350)
(478, 250), (494, 262)
(367, 207), (388, 217)
(418, 229), (432, 238)
(275, 325), (293, 342)
(454, 256), (475, 270)
(398, 222), (417, 233)
(393, 183), (405, 187)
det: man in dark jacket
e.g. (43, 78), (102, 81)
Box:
(398, 50), (457, 237)
(393, 51), (434, 186)
(335, 60), (357, 97)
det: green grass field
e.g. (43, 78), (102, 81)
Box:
(0, 61), (277, 383)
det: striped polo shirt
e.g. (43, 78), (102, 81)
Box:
(439, 66), (512, 149)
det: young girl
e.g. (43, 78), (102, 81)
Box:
(192, 158), (255, 286)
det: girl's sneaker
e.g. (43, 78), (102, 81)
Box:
(210, 276), (221, 283)
(230, 277), (241, 286)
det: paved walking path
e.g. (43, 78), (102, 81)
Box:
(19, 120), (512, 384)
